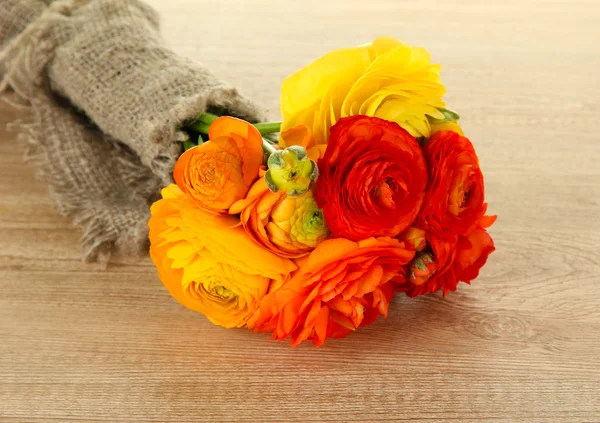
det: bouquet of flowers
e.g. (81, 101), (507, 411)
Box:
(149, 37), (496, 346)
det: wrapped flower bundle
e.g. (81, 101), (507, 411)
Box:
(149, 37), (496, 346)
(0, 0), (262, 261)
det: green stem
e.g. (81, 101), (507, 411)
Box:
(197, 113), (220, 125)
(189, 115), (282, 138)
(262, 138), (278, 155)
(189, 121), (211, 134)
(254, 121), (282, 135)
(188, 113), (220, 133)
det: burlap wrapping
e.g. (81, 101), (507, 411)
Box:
(0, 0), (264, 263)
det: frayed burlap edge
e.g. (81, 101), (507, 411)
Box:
(5, 95), (162, 266)
(0, 0), (266, 264)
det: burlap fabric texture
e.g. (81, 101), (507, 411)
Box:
(0, 0), (264, 263)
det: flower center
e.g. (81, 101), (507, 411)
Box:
(292, 199), (329, 247)
(373, 178), (397, 208)
(461, 188), (471, 208)
(449, 180), (473, 215)
(308, 210), (324, 227)
(212, 284), (235, 300)
(187, 278), (237, 303)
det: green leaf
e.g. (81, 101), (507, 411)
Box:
(197, 134), (205, 145)
(183, 140), (196, 151)
(428, 108), (460, 124)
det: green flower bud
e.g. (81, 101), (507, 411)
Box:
(265, 146), (318, 197)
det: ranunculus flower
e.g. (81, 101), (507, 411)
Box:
(149, 185), (297, 328)
(230, 125), (330, 258)
(407, 252), (436, 286)
(396, 215), (496, 297)
(229, 170), (330, 258)
(173, 116), (263, 214)
(280, 36), (447, 143)
(251, 237), (415, 346)
(417, 130), (486, 237)
(315, 115), (428, 241)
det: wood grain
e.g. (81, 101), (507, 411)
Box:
(1, 0), (599, 422)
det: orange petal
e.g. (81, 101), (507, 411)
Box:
(354, 264), (384, 297)
(278, 295), (304, 337)
(308, 144), (328, 162)
(304, 299), (322, 326)
(479, 214), (497, 229)
(312, 306), (330, 346)
(209, 116), (263, 187)
(291, 325), (313, 347)
(209, 116), (253, 141)
(328, 297), (354, 317)
(329, 309), (356, 332)
(280, 124), (315, 149)
(305, 238), (358, 273)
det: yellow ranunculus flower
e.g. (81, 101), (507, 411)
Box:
(149, 185), (297, 328)
(280, 36), (447, 142)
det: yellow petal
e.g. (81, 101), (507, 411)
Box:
(281, 44), (373, 144)
(430, 121), (464, 136)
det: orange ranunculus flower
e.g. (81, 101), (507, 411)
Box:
(251, 237), (415, 346)
(416, 130), (486, 237)
(149, 185), (297, 328)
(229, 171), (330, 258)
(396, 214), (496, 297)
(230, 125), (330, 258)
(173, 116), (263, 214)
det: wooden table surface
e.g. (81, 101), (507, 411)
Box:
(2, 1), (599, 422)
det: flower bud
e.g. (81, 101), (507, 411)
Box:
(401, 227), (427, 252)
(408, 252), (436, 286)
(265, 146), (319, 197)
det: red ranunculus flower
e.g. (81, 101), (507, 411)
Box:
(417, 130), (486, 237)
(397, 215), (496, 297)
(315, 116), (428, 240)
